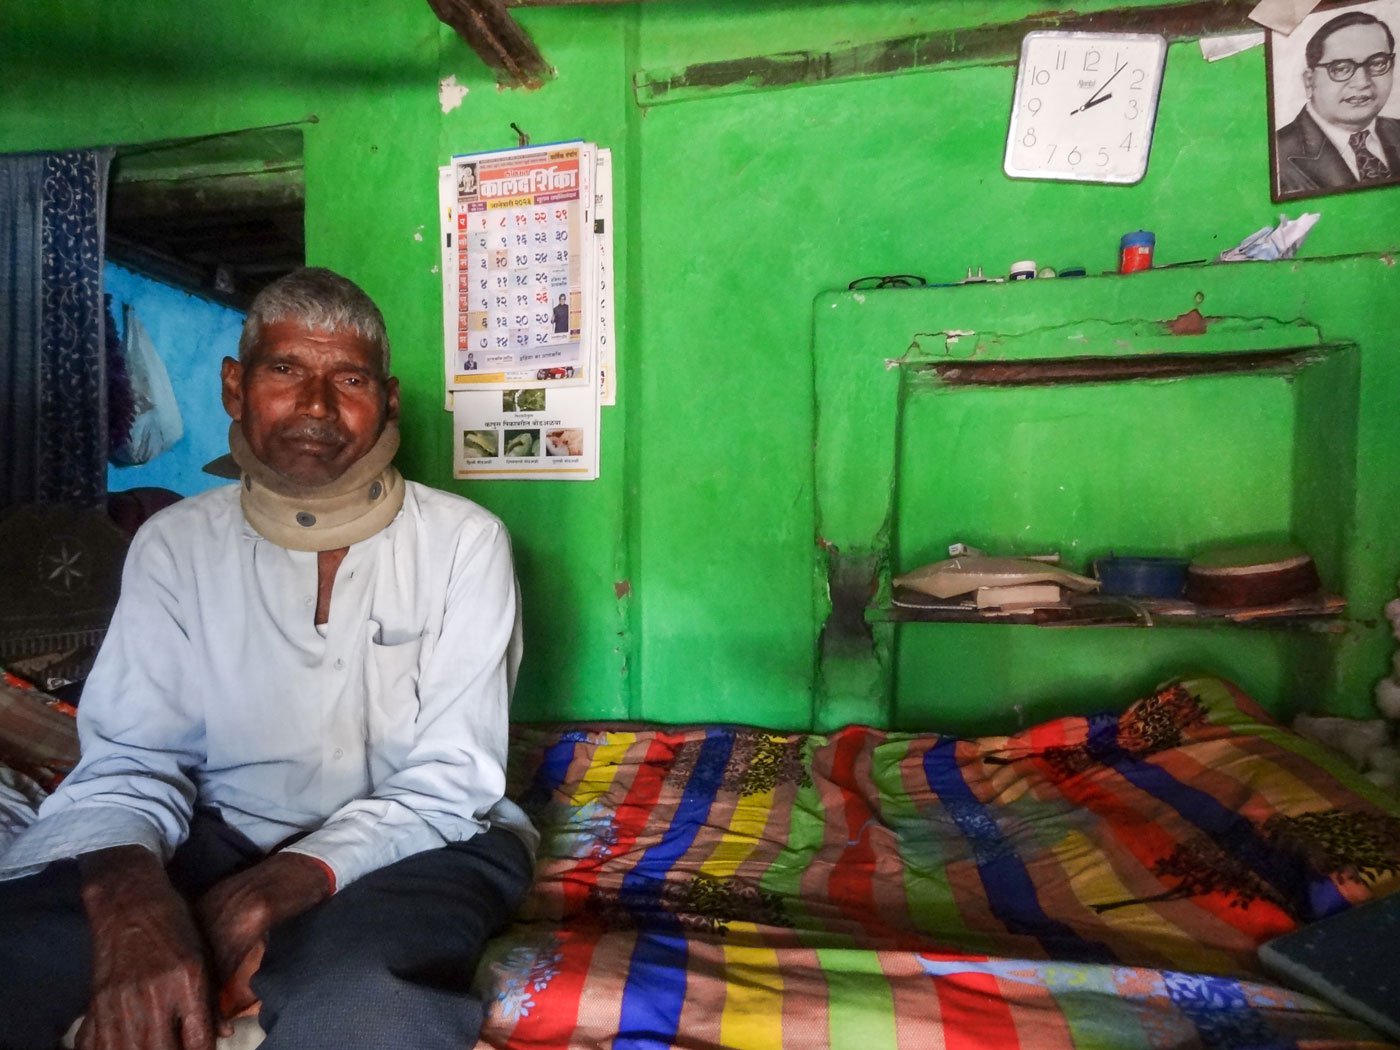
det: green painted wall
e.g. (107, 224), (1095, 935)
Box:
(5, 1), (1399, 730)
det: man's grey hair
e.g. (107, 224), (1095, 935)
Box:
(238, 267), (391, 374)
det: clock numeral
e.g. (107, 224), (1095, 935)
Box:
(1120, 132), (1134, 151)
(1130, 68), (1146, 90)
(1046, 145), (1057, 163)
(1066, 146), (1083, 166)
(1030, 67), (1050, 85)
(1055, 49), (1067, 70)
(1127, 98), (1140, 119)
(1022, 128), (1037, 147)
(1026, 96), (1042, 115)
(1097, 147), (1110, 166)
(1083, 49), (1101, 72)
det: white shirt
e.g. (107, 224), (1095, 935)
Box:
(1306, 102), (1387, 180)
(0, 482), (535, 889)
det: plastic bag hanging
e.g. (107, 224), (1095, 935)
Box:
(109, 304), (184, 466)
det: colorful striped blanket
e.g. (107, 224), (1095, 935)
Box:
(478, 677), (1400, 1049)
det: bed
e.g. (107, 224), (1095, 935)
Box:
(474, 675), (1400, 1049)
(5, 673), (1399, 1048)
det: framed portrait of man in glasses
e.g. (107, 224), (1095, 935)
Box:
(1267, 0), (1400, 200)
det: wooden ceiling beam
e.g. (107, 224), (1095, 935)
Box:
(427, 0), (552, 88)
(502, 0), (657, 5)
(108, 170), (303, 221)
(106, 236), (256, 311)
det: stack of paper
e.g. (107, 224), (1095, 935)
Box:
(975, 583), (1064, 610)
(438, 141), (614, 481)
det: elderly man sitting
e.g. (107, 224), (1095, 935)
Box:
(0, 269), (535, 1050)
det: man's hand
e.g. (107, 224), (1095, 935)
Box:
(76, 845), (215, 1050)
(194, 852), (332, 1030)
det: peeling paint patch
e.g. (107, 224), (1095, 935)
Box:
(930, 347), (1314, 386)
(439, 75), (470, 114)
(413, 225), (425, 242)
(635, 2), (1259, 106)
(852, 292), (867, 304)
(1383, 253), (1396, 267)
(945, 329), (975, 344)
(614, 579), (632, 600)
(1168, 308), (1209, 336)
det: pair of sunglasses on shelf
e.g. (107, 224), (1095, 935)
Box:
(846, 274), (927, 290)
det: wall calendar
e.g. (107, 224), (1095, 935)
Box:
(439, 141), (613, 480)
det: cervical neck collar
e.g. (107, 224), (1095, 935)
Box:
(229, 422), (405, 552)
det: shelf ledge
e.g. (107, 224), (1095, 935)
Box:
(877, 591), (1347, 631)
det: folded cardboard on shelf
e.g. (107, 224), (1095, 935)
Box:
(975, 583), (1064, 610)
(894, 556), (1100, 600)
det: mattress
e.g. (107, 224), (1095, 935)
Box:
(477, 676), (1400, 1049)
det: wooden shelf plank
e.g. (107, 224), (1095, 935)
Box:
(877, 589), (1347, 631)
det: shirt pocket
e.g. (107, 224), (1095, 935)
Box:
(363, 631), (424, 782)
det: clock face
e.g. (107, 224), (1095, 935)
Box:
(1004, 31), (1168, 184)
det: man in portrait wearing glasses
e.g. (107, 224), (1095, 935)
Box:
(1276, 8), (1400, 197)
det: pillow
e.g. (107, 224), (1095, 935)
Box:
(0, 669), (79, 791)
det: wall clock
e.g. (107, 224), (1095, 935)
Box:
(1004, 30), (1169, 184)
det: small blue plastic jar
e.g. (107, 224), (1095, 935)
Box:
(1094, 556), (1189, 598)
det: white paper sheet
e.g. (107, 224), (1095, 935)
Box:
(452, 384), (599, 481)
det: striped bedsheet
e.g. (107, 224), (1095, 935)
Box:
(477, 677), (1400, 1049)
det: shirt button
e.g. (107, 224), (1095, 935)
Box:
(334, 658), (345, 670)
(333, 748), (344, 760)
(303, 595), (314, 607)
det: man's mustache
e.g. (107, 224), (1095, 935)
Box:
(279, 421), (347, 446)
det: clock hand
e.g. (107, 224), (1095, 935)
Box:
(1079, 92), (1113, 112)
(1070, 61), (1127, 115)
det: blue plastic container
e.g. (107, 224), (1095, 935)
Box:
(1093, 556), (1189, 598)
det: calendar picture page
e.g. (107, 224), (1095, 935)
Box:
(453, 383), (599, 481)
(449, 143), (591, 388)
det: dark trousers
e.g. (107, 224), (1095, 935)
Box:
(0, 811), (532, 1050)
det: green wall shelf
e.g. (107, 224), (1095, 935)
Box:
(813, 255), (1393, 734)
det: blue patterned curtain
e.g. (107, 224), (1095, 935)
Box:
(0, 155), (44, 507)
(0, 149), (113, 508)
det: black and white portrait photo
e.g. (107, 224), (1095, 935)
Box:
(457, 161), (479, 198)
(1269, 0), (1400, 200)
